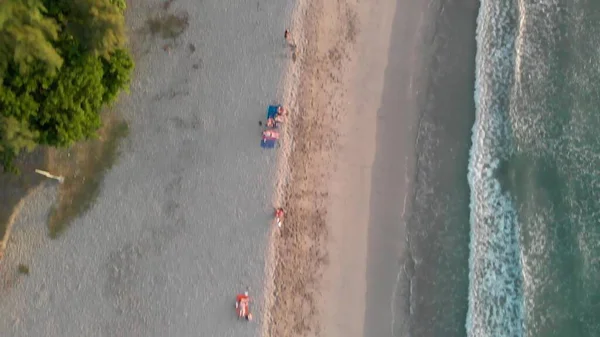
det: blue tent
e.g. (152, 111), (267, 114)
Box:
(261, 137), (277, 149)
(267, 105), (280, 120)
(261, 105), (281, 149)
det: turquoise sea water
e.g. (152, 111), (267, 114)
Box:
(405, 0), (600, 336)
(468, 0), (600, 336)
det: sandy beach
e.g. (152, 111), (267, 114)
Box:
(262, 0), (424, 336)
(0, 0), (293, 336)
(0, 0), (439, 336)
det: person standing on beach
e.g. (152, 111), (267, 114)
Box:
(274, 208), (285, 228)
(284, 30), (296, 48)
(284, 29), (297, 62)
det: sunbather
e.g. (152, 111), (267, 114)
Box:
(275, 114), (285, 125)
(277, 106), (287, 116)
(263, 129), (280, 139)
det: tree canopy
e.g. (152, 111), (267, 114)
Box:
(0, 0), (133, 172)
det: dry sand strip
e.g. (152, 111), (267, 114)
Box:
(261, 0), (363, 336)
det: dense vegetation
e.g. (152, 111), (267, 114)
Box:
(0, 0), (133, 172)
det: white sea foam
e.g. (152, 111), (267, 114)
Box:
(467, 1), (525, 336)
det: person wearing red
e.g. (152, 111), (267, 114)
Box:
(236, 292), (252, 321)
(274, 208), (285, 228)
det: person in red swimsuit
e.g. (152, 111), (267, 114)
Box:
(236, 292), (252, 321)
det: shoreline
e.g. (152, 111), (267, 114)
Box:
(261, 0), (401, 335)
(321, 0), (403, 336)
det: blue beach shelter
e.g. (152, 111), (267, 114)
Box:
(260, 137), (277, 149)
(260, 105), (281, 149)
(267, 105), (279, 120)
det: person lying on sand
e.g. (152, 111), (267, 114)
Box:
(274, 114), (285, 126)
(236, 292), (253, 321)
(277, 105), (287, 116)
(274, 106), (288, 125)
(268, 106), (287, 126)
(267, 118), (276, 128)
(263, 129), (280, 139)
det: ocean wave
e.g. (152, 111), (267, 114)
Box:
(467, 0), (525, 336)
(469, 0), (600, 335)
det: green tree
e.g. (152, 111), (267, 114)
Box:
(0, 0), (62, 75)
(36, 54), (105, 146)
(44, 0), (127, 57)
(101, 48), (134, 103)
(0, 116), (39, 173)
(0, 0), (134, 172)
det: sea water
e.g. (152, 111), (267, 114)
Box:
(468, 0), (600, 336)
(405, 0), (600, 336)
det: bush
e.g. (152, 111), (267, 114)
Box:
(18, 263), (30, 275)
(0, 0), (134, 172)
